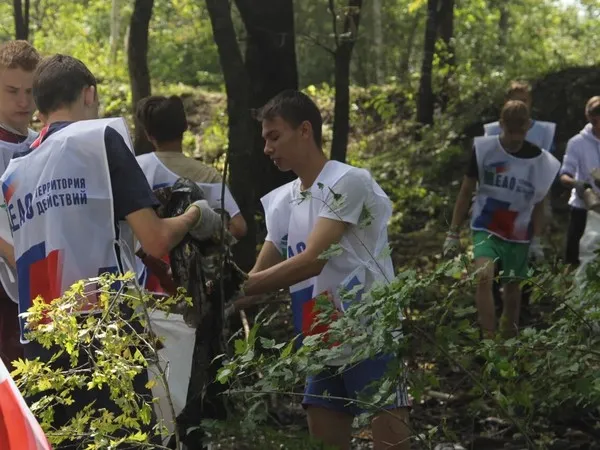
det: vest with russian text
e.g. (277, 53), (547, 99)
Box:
(0, 118), (136, 342)
(471, 136), (560, 242)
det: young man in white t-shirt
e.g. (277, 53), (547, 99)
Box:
(230, 90), (411, 450)
(559, 96), (600, 266)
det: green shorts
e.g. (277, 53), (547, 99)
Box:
(472, 230), (529, 280)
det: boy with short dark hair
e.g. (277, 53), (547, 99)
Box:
(230, 90), (411, 450)
(1, 54), (222, 448)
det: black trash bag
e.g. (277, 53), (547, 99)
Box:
(152, 177), (246, 449)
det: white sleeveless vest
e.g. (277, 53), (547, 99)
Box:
(261, 161), (394, 346)
(136, 152), (239, 214)
(484, 120), (556, 152)
(471, 136), (560, 242)
(0, 130), (37, 304)
(0, 118), (137, 342)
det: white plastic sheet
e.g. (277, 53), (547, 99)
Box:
(576, 210), (600, 283)
(147, 310), (196, 442)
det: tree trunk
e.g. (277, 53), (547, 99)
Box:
(437, 0), (455, 110)
(497, 2), (509, 65)
(330, 0), (363, 163)
(398, 10), (422, 84)
(416, 0), (438, 125)
(234, 0), (298, 200)
(13, 0), (29, 40)
(437, 0), (455, 68)
(110, 0), (121, 65)
(205, 0), (256, 272)
(127, 0), (154, 155)
(373, 0), (383, 84)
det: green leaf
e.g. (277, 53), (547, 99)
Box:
(280, 340), (295, 359)
(318, 243), (344, 260)
(260, 337), (276, 349)
(217, 368), (232, 384)
(234, 339), (247, 355)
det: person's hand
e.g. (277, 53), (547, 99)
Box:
(224, 292), (261, 319)
(186, 200), (223, 241)
(443, 230), (460, 257)
(574, 180), (592, 198)
(529, 236), (544, 263)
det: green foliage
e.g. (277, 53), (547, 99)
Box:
(212, 251), (600, 447)
(12, 272), (188, 448)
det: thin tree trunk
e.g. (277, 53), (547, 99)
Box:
(437, 0), (455, 110)
(437, 0), (455, 68)
(234, 0), (298, 200)
(373, 0), (383, 84)
(110, 0), (121, 64)
(330, 0), (363, 163)
(416, 0), (438, 125)
(13, 0), (29, 40)
(398, 10), (422, 84)
(127, 0), (154, 155)
(496, 3), (509, 66)
(205, 0), (256, 271)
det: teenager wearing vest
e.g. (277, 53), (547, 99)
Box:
(444, 100), (560, 339)
(484, 81), (556, 154)
(133, 95), (247, 434)
(227, 90), (411, 450)
(0, 54), (223, 449)
(483, 81), (557, 259)
(135, 95), (247, 295)
(559, 96), (600, 266)
(0, 40), (40, 368)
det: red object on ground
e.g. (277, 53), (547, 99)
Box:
(0, 357), (52, 449)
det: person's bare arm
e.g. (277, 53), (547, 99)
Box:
(228, 214), (248, 240)
(243, 217), (347, 296)
(560, 173), (577, 189)
(126, 207), (200, 259)
(449, 176), (477, 230)
(231, 241), (285, 311)
(250, 241), (284, 274)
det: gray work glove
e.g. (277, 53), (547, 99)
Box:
(186, 200), (223, 241)
(443, 230), (460, 257)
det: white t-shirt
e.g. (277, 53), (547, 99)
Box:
(560, 124), (600, 209)
(261, 161), (395, 364)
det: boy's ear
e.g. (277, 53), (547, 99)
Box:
(83, 85), (96, 106)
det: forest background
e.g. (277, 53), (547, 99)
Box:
(2, 0), (600, 449)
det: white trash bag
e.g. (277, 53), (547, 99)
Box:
(576, 210), (600, 284)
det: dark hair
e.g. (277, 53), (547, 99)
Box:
(136, 95), (188, 143)
(254, 90), (323, 148)
(33, 54), (96, 115)
(0, 40), (40, 71)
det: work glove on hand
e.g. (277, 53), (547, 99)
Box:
(528, 236), (544, 263)
(574, 180), (592, 198)
(186, 200), (223, 241)
(443, 230), (460, 257)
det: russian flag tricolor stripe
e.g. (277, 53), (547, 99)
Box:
(0, 359), (51, 449)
